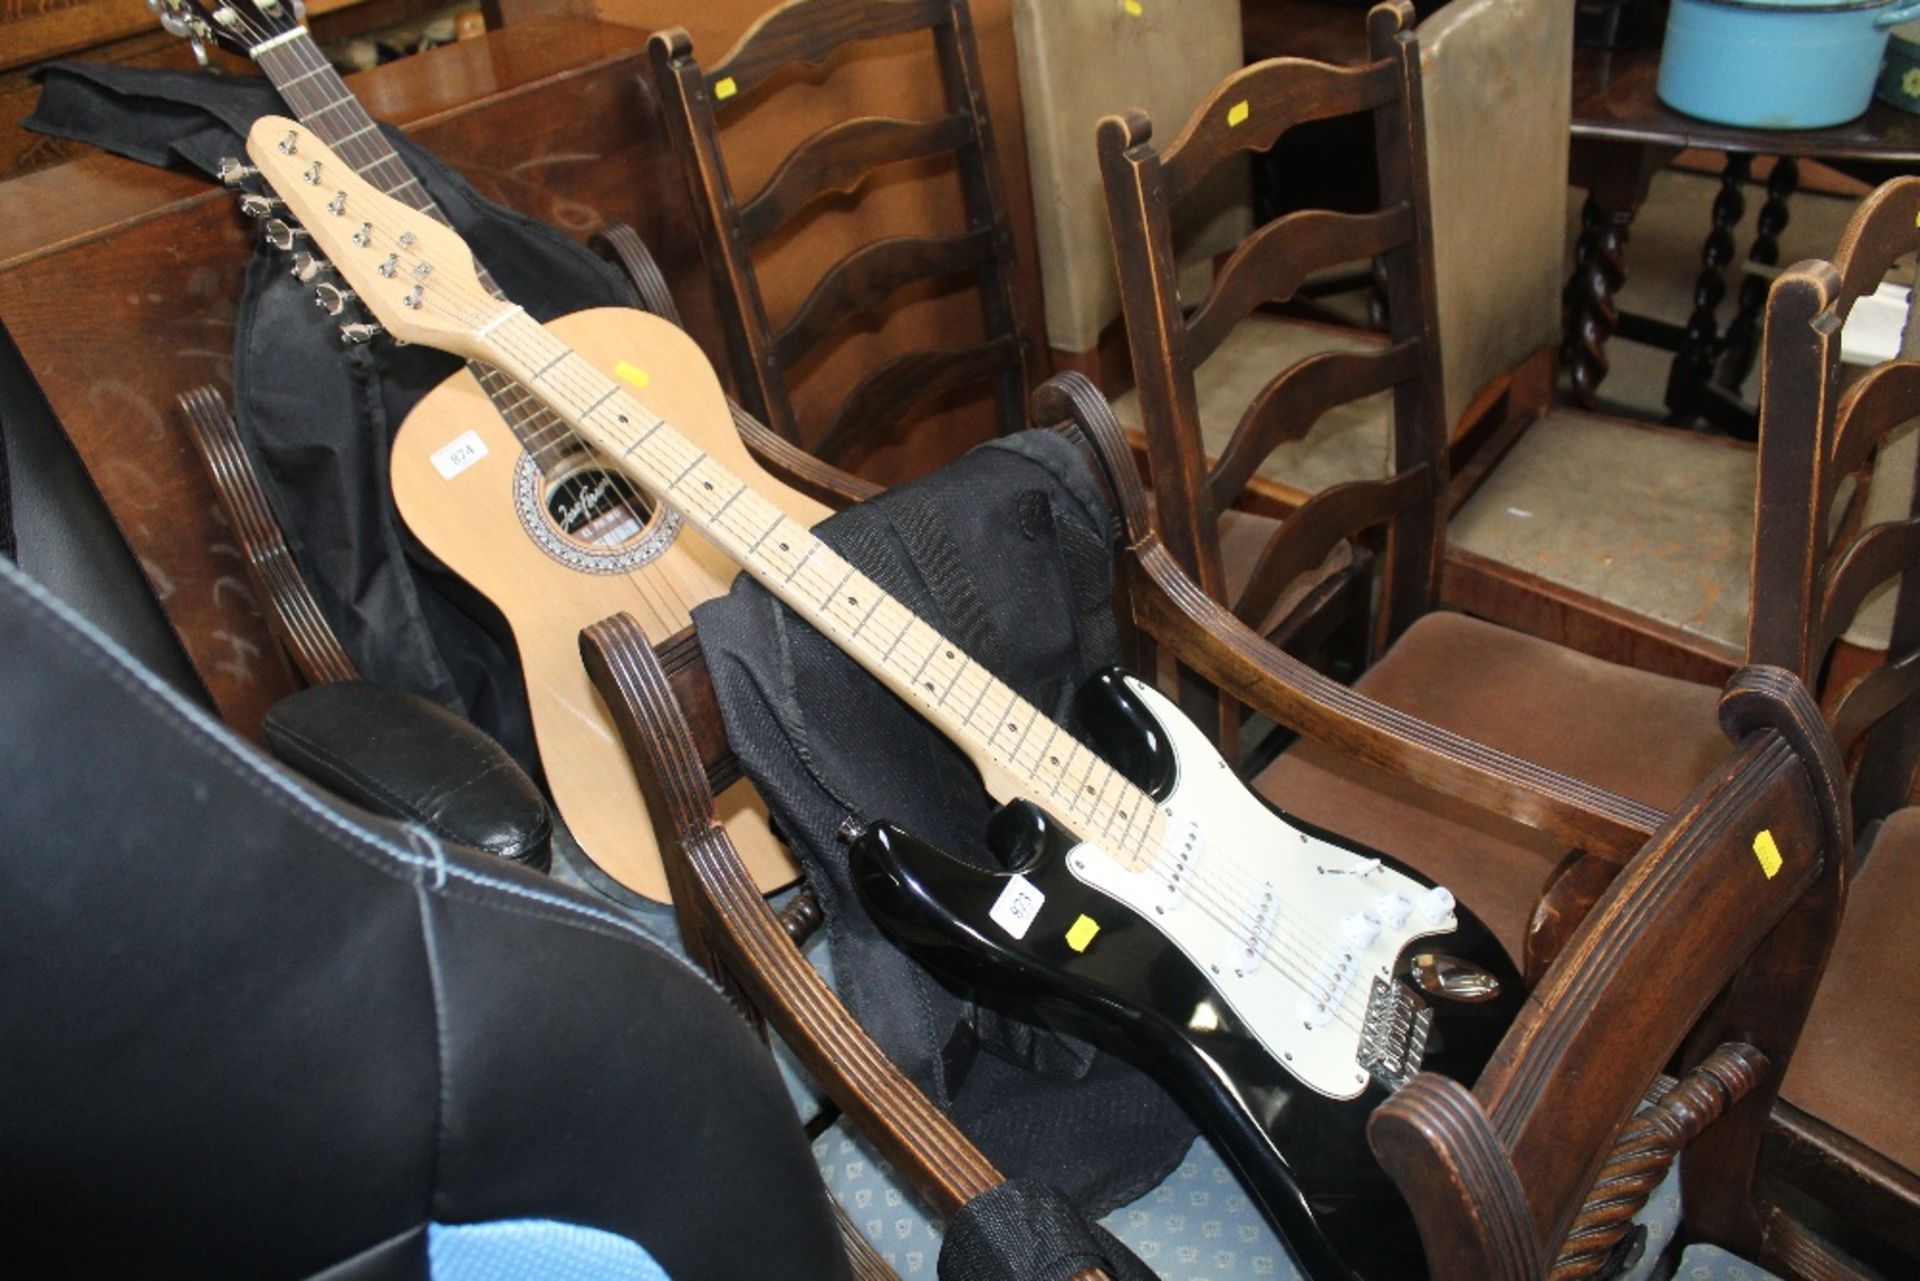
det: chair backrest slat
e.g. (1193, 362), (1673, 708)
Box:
(1817, 517), (1920, 664)
(816, 335), (1015, 461)
(1184, 203), (1414, 366)
(1209, 339), (1418, 513)
(1236, 470), (1429, 632)
(771, 229), (994, 368)
(740, 112), (974, 242)
(1825, 360), (1920, 494)
(705, 0), (951, 100)
(1157, 57), (1401, 207)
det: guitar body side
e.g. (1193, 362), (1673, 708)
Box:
(390, 306), (829, 900)
(851, 670), (1522, 1281)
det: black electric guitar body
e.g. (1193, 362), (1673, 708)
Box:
(851, 670), (1523, 1281)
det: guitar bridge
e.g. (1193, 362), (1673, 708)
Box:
(1358, 977), (1432, 1092)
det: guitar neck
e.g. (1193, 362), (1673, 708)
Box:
(474, 305), (1165, 868)
(251, 31), (559, 454)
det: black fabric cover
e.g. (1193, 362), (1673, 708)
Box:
(0, 553), (848, 1281)
(940, 1180), (1157, 1281)
(694, 431), (1195, 1216)
(26, 63), (645, 769)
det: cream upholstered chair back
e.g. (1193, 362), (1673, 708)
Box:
(1011, 0), (1250, 356)
(1417, 0), (1572, 428)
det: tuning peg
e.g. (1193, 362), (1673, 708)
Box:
(188, 36), (208, 66)
(216, 157), (257, 188)
(238, 194), (284, 219)
(262, 219), (307, 252)
(290, 252), (329, 283)
(313, 283), (356, 316)
(339, 322), (384, 345)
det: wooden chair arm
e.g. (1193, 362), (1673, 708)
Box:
(593, 222), (877, 510)
(592, 223), (686, 328)
(578, 613), (1004, 1218)
(729, 399), (883, 510)
(176, 385), (357, 686)
(1035, 372), (1663, 864)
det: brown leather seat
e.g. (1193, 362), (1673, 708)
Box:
(1254, 611), (1730, 959)
(1779, 807), (1920, 1184)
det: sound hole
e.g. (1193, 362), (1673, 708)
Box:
(513, 451), (681, 575)
(545, 464), (651, 546)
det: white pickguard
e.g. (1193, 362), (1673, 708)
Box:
(1063, 677), (1456, 1100)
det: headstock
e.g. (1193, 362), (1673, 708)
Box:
(243, 117), (497, 356)
(149, 0), (307, 66)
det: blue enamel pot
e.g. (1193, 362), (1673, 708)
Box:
(1658, 0), (1920, 128)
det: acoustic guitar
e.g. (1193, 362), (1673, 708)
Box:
(154, 1), (823, 900)
(243, 119), (1523, 1278)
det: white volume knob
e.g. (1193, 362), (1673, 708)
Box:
(1418, 885), (1456, 925)
(1341, 911), (1381, 950)
(1372, 892), (1413, 928)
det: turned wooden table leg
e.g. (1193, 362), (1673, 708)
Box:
(1718, 157), (1798, 394)
(1563, 141), (1670, 409)
(1665, 153), (1750, 425)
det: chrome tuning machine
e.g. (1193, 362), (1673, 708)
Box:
(216, 157), (258, 189)
(339, 322), (384, 345)
(290, 252), (330, 284)
(238, 194), (284, 219)
(313, 283), (356, 317)
(262, 219), (307, 252)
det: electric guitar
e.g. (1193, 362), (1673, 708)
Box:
(240, 119), (1522, 1279)
(152, 0), (824, 900)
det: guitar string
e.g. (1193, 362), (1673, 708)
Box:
(231, 16), (699, 634)
(326, 182), (1392, 1033)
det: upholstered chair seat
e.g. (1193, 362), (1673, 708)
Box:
(1255, 611), (1730, 959)
(1778, 807), (1920, 1194)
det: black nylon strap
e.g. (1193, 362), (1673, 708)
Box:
(939, 1179), (1157, 1281)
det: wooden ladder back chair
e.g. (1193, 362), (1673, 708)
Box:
(1100, 0), (1445, 670)
(1367, 669), (1852, 1281)
(1741, 176), (1920, 1274)
(1751, 176), (1920, 821)
(651, 0), (1031, 468)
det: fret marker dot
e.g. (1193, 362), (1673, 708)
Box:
(1118, 811), (1128, 820)
(946, 650), (955, 659)
(1085, 785), (1095, 794)
(702, 481), (713, 490)
(924, 683), (935, 693)
(847, 596), (858, 605)
(779, 542), (789, 551)
(1050, 756), (1061, 765)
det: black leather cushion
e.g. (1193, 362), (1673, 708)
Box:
(0, 557), (846, 1281)
(264, 681), (553, 871)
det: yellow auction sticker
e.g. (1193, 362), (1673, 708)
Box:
(1752, 829), (1783, 879)
(1065, 914), (1101, 952)
(1227, 99), (1250, 128)
(714, 76), (738, 102)
(615, 361), (651, 390)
